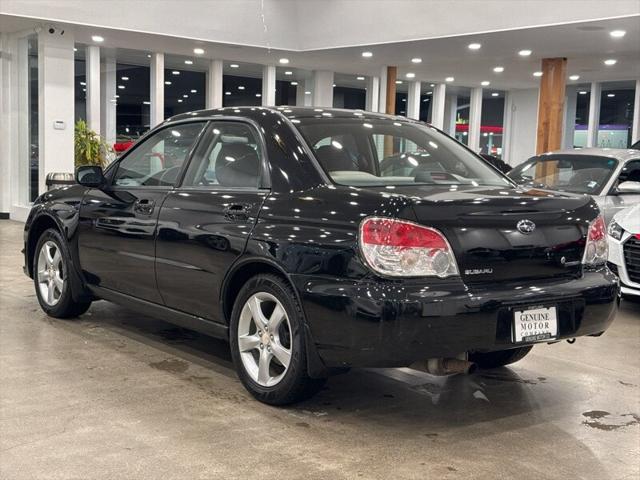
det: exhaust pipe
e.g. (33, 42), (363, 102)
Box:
(410, 357), (477, 376)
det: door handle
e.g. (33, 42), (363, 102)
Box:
(134, 198), (156, 215)
(224, 203), (250, 221)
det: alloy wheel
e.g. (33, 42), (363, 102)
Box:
(37, 240), (64, 306)
(237, 292), (292, 387)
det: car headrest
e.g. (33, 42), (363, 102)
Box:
(315, 144), (357, 172)
(215, 144), (260, 188)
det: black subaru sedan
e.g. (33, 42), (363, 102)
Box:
(23, 107), (618, 405)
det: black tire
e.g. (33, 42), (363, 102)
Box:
(229, 274), (326, 405)
(469, 346), (533, 369)
(33, 228), (91, 319)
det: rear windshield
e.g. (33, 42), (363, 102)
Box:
(294, 117), (512, 187)
(507, 154), (618, 194)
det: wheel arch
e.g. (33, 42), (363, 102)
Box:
(26, 214), (61, 278)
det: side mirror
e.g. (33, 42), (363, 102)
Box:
(617, 180), (640, 194)
(76, 165), (105, 188)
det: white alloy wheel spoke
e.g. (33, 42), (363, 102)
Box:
(248, 296), (268, 331)
(52, 272), (64, 291)
(270, 342), (291, 368)
(257, 348), (273, 384)
(238, 333), (261, 352)
(268, 303), (286, 332)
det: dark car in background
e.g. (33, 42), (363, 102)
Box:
(24, 107), (619, 405)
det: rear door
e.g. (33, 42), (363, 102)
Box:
(78, 121), (207, 302)
(155, 121), (269, 321)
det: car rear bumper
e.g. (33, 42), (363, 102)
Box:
(293, 268), (619, 368)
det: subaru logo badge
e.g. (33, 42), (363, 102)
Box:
(517, 219), (536, 234)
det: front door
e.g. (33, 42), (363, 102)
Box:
(155, 121), (268, 321)
(78, 121), (207, 303)
(606, 159), (640, 223)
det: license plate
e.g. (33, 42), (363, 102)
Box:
(513, 306), (558, 343)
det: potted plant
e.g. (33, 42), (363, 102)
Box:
(74, 119), (113, 168)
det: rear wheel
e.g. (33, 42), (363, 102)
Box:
(229, 274), (326, 405)
(34, 229), (91, 318)
(469, 346), (533, 369)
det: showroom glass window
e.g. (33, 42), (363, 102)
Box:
(598, 82), (636, 148)
(333, 87), (366, 110)
(164, 68), (205, 117)
(395, 90), (407, 116)
(113, 122), (206, 187)
(27, 35), (39, 202)
(573, 88), (591, 147)
(419, 85), (433, 123)
(116, 63), (150, 141)
(223, 75), (262, 107)
(455, 94), (471, 145)
(480, 91), (505, 159)
(74, 46), (86, 123)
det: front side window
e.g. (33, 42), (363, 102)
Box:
(617, 160), (640, 184)
(508, 154), (618, 194)
(113, 122), (206, 187)
(295, 117), (510, 187)
(182, 122), (262, 189)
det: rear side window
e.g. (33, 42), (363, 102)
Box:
(182, 122), (263, 189)
(113, 122), (206, 187)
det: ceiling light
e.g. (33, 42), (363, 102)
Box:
(569, 75), (580, 81)
(411, 57), (422, 63)
(426, 91), (432, 95)
(518, 49), (532, 56)
(493, 66), (504, 73)
(147, 54), (151, 58)
(230, 64), (239, 68)
(279, 58), (289, 64)
(430, 83), (435, 87)
(190, 89), (197, 93)
(533, 71), (543, 77)
(172, 71), (180, 75)
(491, 92), (499, 97)
(610, 30), (626, 38)
(225, 91), (231, 95)
(91, 35), (104, 43)
(445, 77), (454, 82)
(117, 85), (125, 89)
(114, 95), (119, 98)
(80, 81), (86, 86)
(357, 76), (365, 80)
(255, 93), (262, 97)
(121, 76), (129, 81)
(607, 93), (615, 97)
(481, 81), (490, 86)
(183, 94), (188, 98)
(82, 88), (86, 92)
(579, 90), (587, 95)
(468, 43), (481, 50)
(284, 71), (292, 75)
(193, 48), (205, 54)
(305, 91), (311, 95)
(178, 99), (183, 103)
(143, 101), (150, 105)
(238, 86), (245, 90)
(395, 80), (403, 84)
(184, 60), (193, 65)
(406, 73), (415, 79)
(332, 83), (336, 87)
(73, 47), (78, 52)
(361, 51), (373, 58)
(165, 81), (172, 85)
(291, 81), (298, 85)
(604, 59), (617, 66)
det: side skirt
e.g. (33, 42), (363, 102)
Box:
(89, 286), (229, 340)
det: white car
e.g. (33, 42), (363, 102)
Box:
(608, 203), (640, 297)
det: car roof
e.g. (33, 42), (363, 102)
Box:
(166, 106), (416, 124)
(539, 147), (640, 162)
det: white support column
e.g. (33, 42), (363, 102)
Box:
(366, 76), (379, 112)
(85, 45), (100, 133)
(406, 81), (421, 120)
(261, 65), (276, 106)
(563, 86), (577, 149)
(0, 33), (15, 213)
(443, 94), (458, 135)
(632, 79), (640, 144)
(38, 29), (75, 192)
(313, 70), (334, 107)
(431, 83), (446, 129)
(100, 56), (116, 147)
(377, 66), (387, 113)
(468, 87), (483, 153)
(586, 82), (601, 147)
(150, 53), (164, 127)
(206, 59), (223, 109)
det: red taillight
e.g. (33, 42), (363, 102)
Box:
(582, 214), (608, 266)
(359, 217), (459, 278)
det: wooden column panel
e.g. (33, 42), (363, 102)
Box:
(384, 66), (397, 158)
(536, 57), (567, 155)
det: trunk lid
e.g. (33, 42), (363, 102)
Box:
(374, 185), (594, 284)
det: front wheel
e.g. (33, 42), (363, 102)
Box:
(33, 228), (91, 318)
(229, 274), (326, 405)
(469, 346), (533, 369)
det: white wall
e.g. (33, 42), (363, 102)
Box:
(504, 88), (539, 166)
(2, 0), (638, 50)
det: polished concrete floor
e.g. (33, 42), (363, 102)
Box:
(1, 220), (639, 480)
